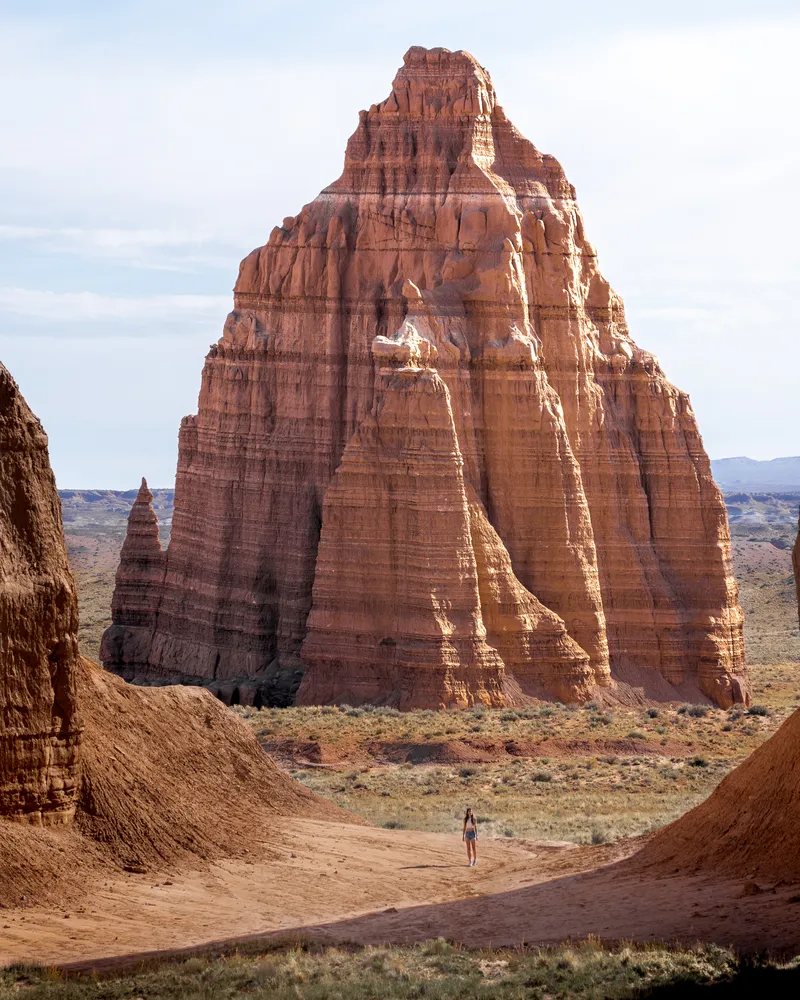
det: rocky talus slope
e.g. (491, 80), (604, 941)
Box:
(0, 362), (348, 907)
(103, 46), (748, 709)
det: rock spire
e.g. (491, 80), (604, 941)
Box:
(100, 477), (166, 679)
(102, 46), (750, 709)
(0, 362), (82, 824)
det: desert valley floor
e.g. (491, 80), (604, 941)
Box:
(2, 489), (799, 975)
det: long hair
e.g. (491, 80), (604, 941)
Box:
(464, 807), (474, 824)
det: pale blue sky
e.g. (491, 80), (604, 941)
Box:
(1, 1), (798, 487)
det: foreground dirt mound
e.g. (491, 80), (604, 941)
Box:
(75, 658), (348, 870)
(632, 709), (800, 883)
(0, 661), (350, 908)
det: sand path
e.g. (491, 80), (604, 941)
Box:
(0, 819), (548, 968)
(2, 819), (799, 970)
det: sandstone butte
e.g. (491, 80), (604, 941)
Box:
(102, 46), (750, 711)
(0, 360), (341, 903)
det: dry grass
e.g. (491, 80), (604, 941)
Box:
(235, 662), (800, 845)
(4, 939), (799, 999)
(61, 488), (800, 844)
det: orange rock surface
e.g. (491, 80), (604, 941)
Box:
(0, 362), (82, 824)
(103, 46), (749, 709)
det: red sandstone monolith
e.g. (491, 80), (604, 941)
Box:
(102, 46), (749, 709)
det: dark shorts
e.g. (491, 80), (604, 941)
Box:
(465, 829), (477, 841)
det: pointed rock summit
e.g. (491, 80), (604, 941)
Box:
(100, 477), (166, 679)
(102, 46), (750, 709)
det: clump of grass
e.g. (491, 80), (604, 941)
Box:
(646, 707), (660, 718)
(678, 705), (709, 718)
(747, 704), (770, 717)
(530, 770), (553, 782)
(689, 756), (709, 768)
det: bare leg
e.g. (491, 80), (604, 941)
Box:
(471, 839), (478, 864)
(464, 837), (471, 864)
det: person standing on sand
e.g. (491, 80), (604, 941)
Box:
(462, 807), (478, 866)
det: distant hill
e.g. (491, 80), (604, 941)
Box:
(59, 489), (174, 529)
(711, 457), (800, 492)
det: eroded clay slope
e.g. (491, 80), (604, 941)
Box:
(103, 46), (748, 709)
(631, 707), (800, 884)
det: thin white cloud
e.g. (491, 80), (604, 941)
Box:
(1, 9), (799, 479)
(0, 225), (244, 272)
(0, 288), (229, 325)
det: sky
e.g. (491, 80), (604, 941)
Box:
(1, 1), (798, 488)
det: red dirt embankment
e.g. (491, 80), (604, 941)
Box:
(0, 659), (353, 909)
(260, 734), (686, 767)
(632, 708), (800, 883)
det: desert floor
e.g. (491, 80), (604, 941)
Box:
(3, 816), (800, 973)
(4, 492), (795, 978)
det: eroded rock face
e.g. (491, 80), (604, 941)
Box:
(103, 46), (749, 708)
(100, 478), (166, 680)
(297, 341), (594, 708)
(0, 363), (82, 824)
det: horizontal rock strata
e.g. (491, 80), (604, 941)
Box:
(103, 46), (750, 709)
(0, 362), (82, 824)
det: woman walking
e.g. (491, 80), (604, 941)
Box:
(462, 807), (478, 866)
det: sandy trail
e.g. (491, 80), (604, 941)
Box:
(0, 819), (548, 968)
(4, 818), (799, 972)
(300, 864), (800, 957)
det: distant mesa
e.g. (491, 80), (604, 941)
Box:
(102, 46), (749, 710)
(712, 456), (800, 493)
